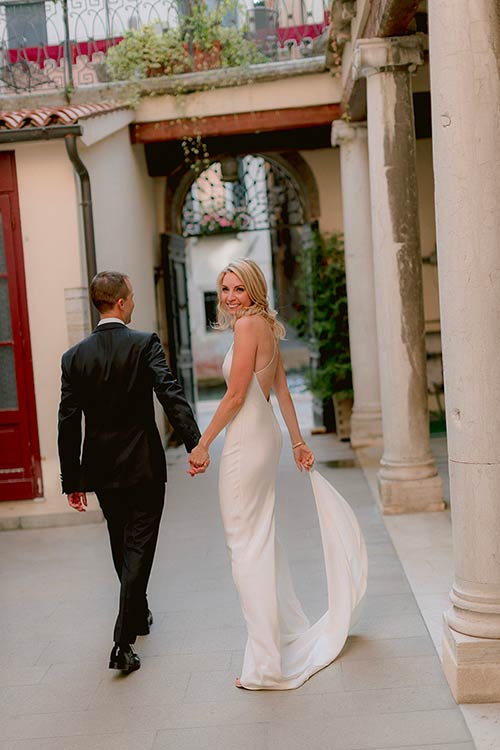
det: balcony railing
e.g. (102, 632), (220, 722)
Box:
(0, 0), (330, 95)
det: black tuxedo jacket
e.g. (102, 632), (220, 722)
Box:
(58, 322), (200, 493)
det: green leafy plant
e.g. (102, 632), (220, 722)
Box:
(218, 25), (266, 67)
(292, 228), (352, 400)
(106, 26), (191, 80)
(180, 134), (211, 174)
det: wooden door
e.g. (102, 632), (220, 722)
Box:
(161, 233), (196, 409)
(0, 152), (42, 501)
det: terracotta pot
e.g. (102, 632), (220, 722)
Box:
(147, 41), (221, 77)
(192, 40), (221, 71)
(146, 65), (167, 77)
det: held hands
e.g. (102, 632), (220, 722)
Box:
(293, 442), (314, 472)
(188, 441), (210, 477)
(67, 492), (87, 512)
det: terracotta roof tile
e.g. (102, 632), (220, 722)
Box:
(0, 103), (128, 130)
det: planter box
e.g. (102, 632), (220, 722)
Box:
(332, 393), (353, 441)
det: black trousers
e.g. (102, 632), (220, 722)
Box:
(96, 481), (165, 645)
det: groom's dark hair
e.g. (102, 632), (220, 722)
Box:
(90, 271), (130, 312)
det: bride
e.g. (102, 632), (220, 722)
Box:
(189, 258), (367, 690)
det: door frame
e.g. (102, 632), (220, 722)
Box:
(161, 232), (196, 410)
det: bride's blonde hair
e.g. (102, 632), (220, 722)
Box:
(215, 258), (286, 339)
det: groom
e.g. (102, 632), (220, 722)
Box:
(58, 271), (204, 673)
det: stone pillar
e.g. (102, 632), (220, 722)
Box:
(353, 37), (443, 514)
(428, 0), (500, 702)
(331, 121), (382, 447)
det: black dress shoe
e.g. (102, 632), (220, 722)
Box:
(136, 609), (154, 636)
(109, 644), (141, 673)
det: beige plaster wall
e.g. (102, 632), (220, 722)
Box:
(135, 72), (341, 123)
(81, 130), (158, 332)
(416, 138), (440, 330)
(0, 140), (84, 508)
(299, 147), (344, 233)
(415, 137), (442, 413)
(81, 129), (166, 440)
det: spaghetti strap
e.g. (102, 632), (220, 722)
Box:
(255, 337), (277, 374)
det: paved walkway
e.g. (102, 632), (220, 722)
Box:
(0, 421), (475, 749)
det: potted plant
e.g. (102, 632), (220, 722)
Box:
(199, 207), (251, 235)
(292, 228), (353, 438)
(181, 0), (266, 69)
(180, 0), (222, 70)
(106, 25), (191, 80)
(106, 0), (267, 81)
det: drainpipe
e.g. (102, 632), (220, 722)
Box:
(64, 134), (99, 328)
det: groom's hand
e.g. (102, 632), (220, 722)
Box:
(67, 492), (87, 512)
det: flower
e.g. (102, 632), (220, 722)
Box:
(199, 209), (251, 234)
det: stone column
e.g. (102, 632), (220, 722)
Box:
(428, 0), (500, 702)
(331, 121), (382, 447)
(353, 37), (443, 514)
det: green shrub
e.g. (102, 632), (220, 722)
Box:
(292, 229), (352, 400)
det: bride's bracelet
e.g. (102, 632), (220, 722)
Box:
(292, 441), (305, 450)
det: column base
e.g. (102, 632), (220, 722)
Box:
(443, 619), (500, 703)
(350, 408), (383, 448)
(447, 597), (500, 639)
(377, 472), (444, 514)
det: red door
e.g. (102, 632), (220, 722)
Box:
(0, 152), (42, 500)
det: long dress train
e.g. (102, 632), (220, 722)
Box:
(219, 344), (368, 690)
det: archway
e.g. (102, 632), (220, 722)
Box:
(163, 151), (320, 405)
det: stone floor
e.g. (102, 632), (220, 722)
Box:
(0, 403), (476, 750)
(360, 436), (500, 750)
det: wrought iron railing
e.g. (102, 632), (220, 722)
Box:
(0, 0), (330, 95)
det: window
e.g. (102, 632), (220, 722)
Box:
(0, 213), (17, 409)
(204, 291), (218, 331)
(4, 0), (48, 48)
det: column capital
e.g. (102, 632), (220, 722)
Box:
(353, 36), (423, 81)
(331, 120), (367, 148)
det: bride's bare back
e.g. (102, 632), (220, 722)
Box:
(252, 317), (279, 401)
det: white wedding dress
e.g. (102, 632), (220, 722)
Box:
(219, 343), (368, 690)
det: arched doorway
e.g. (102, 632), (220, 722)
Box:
(161, 151), (320, 409)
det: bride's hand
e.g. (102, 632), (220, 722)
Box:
(188, 442), (210, 477)
(293, 443), (314, 472)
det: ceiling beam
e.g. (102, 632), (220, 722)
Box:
(364, 0), (420, 38)
(131, 104), (341, 144)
